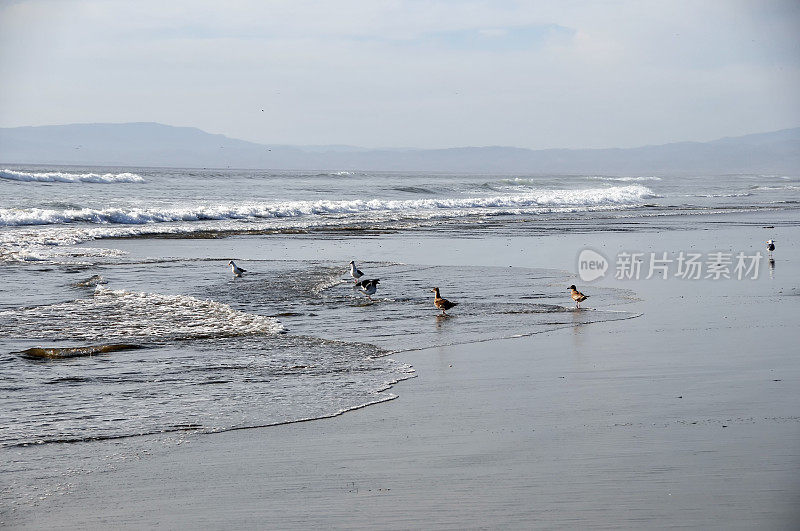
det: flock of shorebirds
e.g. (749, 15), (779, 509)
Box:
(226, 240), (778, 314)
(350, 260), (588, 313)
(227, 259), (592, 314)
(349, 260), (461, 314)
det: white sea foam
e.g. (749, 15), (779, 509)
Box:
(0, 169), (144, 183)
(689, 192), (753, 198)
(588, 176), (662, 182)
(0, 286), (284, 341)
(0, 184), (660, 263)
(0, 185), (656, 227)
(751, 184), (800, 191)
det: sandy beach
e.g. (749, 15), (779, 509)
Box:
(3, 1), (799, 528)
(5, 210), (798, 529)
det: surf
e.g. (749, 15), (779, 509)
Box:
(0, 184), (656, 227)
(0, 169), (144, 183)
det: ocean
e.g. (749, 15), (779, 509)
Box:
(1, 166), (798, 508)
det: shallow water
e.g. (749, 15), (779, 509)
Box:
(0, 257), (636, 449)
(1, 166), (797, 516)
(2, 167), (797, 449)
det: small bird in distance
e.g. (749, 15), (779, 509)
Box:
(228, 260), (246, 277)
(568, 284), (589, 309)
(349, 261), (364, 283)
(358, 279), (380, 300)
(430, 287), (458, 315)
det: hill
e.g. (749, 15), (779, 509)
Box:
(1, 122), (798, 173)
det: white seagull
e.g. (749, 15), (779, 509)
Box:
(358, 279), (380, 300)
(349, 260), (364, 283)
(228, 260), (246, 277)
(766, 239), (776, 256)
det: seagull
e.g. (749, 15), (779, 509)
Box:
(358, 279), (380, 300)
(766, 239), (775, 256)
(430, 287), (458, 315)
(349, 261), (364, 283)
(228, 260), (246, 277)
(568, 285), (589, 308)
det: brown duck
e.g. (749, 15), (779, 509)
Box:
(430, 287), (458, 315)
(568, 284), (589, 308)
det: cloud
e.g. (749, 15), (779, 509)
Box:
(376, 24), (577, 52)
(1, 0), (798, 149)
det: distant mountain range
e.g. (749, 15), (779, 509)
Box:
(1, 122), (798, 173)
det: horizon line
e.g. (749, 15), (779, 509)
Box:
(2, 121), (799, 153)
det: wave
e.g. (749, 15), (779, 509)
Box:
(588, 176), (662, 182)
(496, 177), (661, 191)
(311, 171), (356, 177)
(0, 169), (144, 183)
(750, 184), (800, 191)
(392, 186), (436, 194)
(689, 192), (752, 198)
(73, 274), (107, 287)
(0, 185), (656, 227)
(0, 286), (284, 341)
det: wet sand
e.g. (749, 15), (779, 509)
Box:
(7, 212), (800, 529)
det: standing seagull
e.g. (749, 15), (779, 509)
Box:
(349, 261), (364, 283)
(430, 287), (458, 315)
(568, 285), (589, 308)
(358, 279), (380, 300)
(766, 239), (776, 257)
(228, 260), (246, 277)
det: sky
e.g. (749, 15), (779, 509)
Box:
(1, 0), (799, 149)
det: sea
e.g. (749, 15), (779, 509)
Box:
(1, 165), (798, 508)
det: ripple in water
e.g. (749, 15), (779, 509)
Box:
(0, 335), (411, 447)
(0, 260), (635, 449)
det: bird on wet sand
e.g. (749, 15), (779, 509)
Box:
(349, 261), (364, 283)
(430, 287), (458, 315)
(568, 284), (589, 308)
(228, 260), (246, 277)
(358, 279), (380, 300)
(766, 239), (776, 256)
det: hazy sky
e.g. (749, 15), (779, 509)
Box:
(1, 0), (799, 149)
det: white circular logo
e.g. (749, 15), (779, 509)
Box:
(578, 249), (608, 282)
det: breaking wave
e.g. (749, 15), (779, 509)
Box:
(0, 286), (284, 341)
(690, 192), (752, 198)
(751, 184), (800, 191)
(588, 176), (662, 182)
(0, 185), (656, 227)
(0, 169), (144, 183)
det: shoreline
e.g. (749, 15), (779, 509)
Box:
(4, 213), (800, 528)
